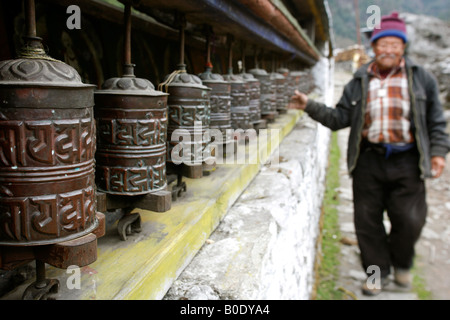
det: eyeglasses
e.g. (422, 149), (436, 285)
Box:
(376, 42), (404, 50)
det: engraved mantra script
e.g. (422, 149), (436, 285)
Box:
(0, 118), (95, 167)
(99, 159), (166, 193)
(98, 118), (167, 146)
(169, 105), (210, 127)
(0, 186), (95, 242)
(210, 95), (231, 114)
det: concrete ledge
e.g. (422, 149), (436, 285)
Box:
(2, 110), (302, 300)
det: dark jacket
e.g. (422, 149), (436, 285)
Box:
(304, 56), (450, 179)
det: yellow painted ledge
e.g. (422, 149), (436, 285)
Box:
(8, 110), (302, 300)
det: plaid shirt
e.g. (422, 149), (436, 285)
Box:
(363, 58), (415, 144)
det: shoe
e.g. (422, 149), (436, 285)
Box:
(361, 277), (389, 296)
(394, 268), (412, 288)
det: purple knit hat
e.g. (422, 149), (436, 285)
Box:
(371, 11), (407, 43)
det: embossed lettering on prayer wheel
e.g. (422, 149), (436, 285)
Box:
(239, 72), (261, 125)
(222, 73), (252, 130)
(0, 58), (97, 246)
(271, 72), (287, 113)
(248, 68), (277, 119)
(199, 67), (233, 145)
(277, 68), (292, 111)
(162, 69), (211, 167)
(94, 74), (169, 196)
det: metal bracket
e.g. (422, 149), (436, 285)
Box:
(22, 260), (59, 300)
(22, 278), (60, 300)
(168, 173), (187, 201)
(117, 212), (142, 241)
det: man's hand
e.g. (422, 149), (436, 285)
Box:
(288, 90), (308, 110)
(431, 156), (446, 178)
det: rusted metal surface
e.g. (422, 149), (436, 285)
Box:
(22, 230), (98, 299)
(94, 3), (169, 197)
(0, 52), (98, 246)
(22, 260), (59, 300)
(167, 173), (186, 201)
(271, 71), (287, 114)
(222, 73), (252, 131)
(239, 72), (261, 126)
(97, 189), (171, 213)
(278, 67), (294, 103)
(241, 73), (266, 131)
(0, 0), (103, 300)
(0, 224), (103, 269)
(92, 212), (105, 238)
(239, 43), (266, 131)
(222, 36), (252, 131)
(0, 227), (102, 296)
(94, 76), (169, 196)
(162, 65), (212, 178)
(117, 212), (141, 241)
(22, 278), (59, 300)
(248, 67), (277, 122)
(291, 70), (315, 94)
(35, 233), (98, 269)
(199, 67), (234, 147)
(162, 16), (213, 179)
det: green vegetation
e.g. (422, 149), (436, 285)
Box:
(315, 132), (343, 300)
(412, 260), (433, 300)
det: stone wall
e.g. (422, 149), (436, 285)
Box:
(401, 13), (450, 109)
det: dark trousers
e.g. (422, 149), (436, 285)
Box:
(352, 144), (427, 278)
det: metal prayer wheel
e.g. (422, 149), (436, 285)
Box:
(0, 0), (104, 300)
(248, 68), (277, 122)
(277, 67), (294, 107)
(290, 70), (304, 93)
(293, 70), (313, 94)
(222, 35), (252, 131)
(0, 47), (99, 247)
(271, 71), (287, 114)
(161, 14), (214, 179)
(93, 3), (171, 242)
(239, 72), (262, 126)
(199, 66), (234, 149)
(239, 42), (266, 131)
(222, 73), (253, 130)
(94, 66), (169, 196)
(161, 65), (212, 179)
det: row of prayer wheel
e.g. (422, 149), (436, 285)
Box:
(0, 0), (312, 299)
(0, 48), (307, 245)
(0, 56), (306, 246)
